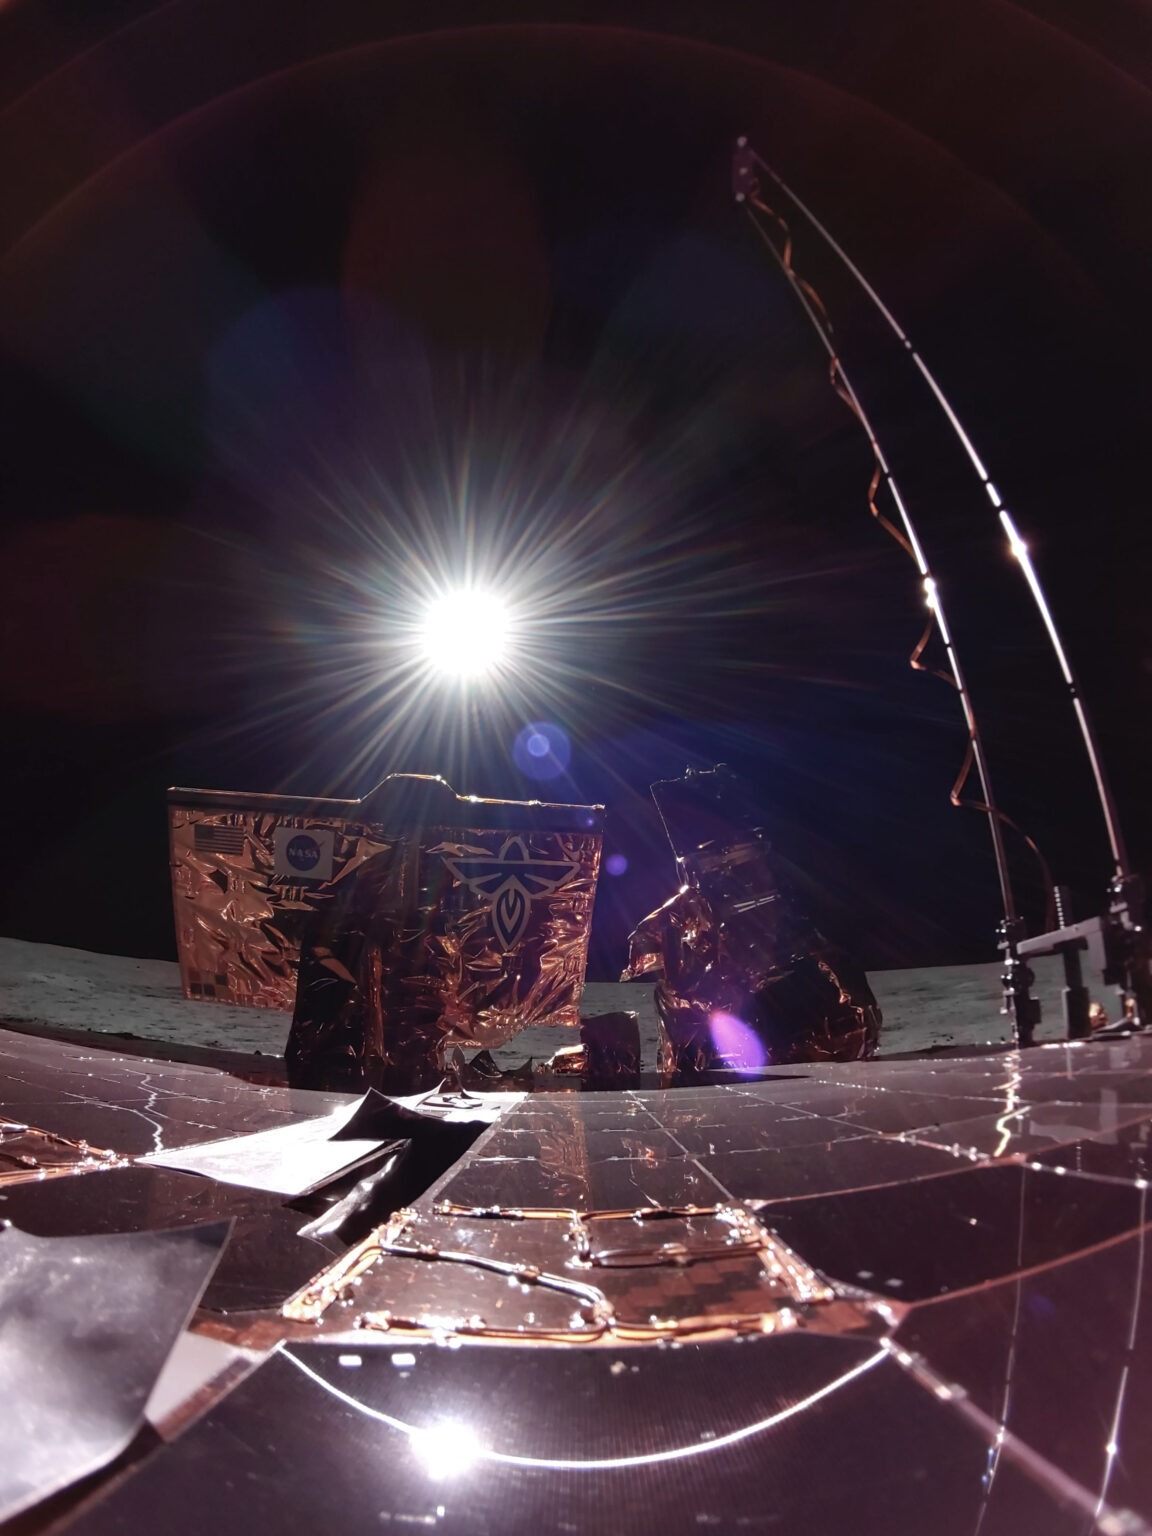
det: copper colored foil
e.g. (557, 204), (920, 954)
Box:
(282, 1202), (835, 1341)
(0, 1120), (123, 1186)
(579, 1012), (641, 1086)
(622, 767), (880, 1072)
(263, 777), (602, 1090)
(169, 795), (392, 1010)
(172, 778), (602, 1055)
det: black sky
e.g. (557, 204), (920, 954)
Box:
(2, 0), (1151, 976)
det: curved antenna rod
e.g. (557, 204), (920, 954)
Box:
(732, 151), (1017, 930)
(738, 139), (1128, 882)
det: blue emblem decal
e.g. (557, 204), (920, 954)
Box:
(286, 834), (321, 873)
(443, 836), (581, 950)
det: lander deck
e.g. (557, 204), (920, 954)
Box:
(3, 1020), (1151, 1534)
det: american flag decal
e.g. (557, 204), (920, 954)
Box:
(443, 836), (581, 951)
(193, 823), (247, 855)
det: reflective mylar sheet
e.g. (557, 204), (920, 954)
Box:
(623, 767), (881, 1071)
(0, 1221), (229, 1524)
(168, 776), (603, 1025)
(284, 822), (603, 1090)
(169, 797), (390, 1011)
(13, 1022), (1152, 1532)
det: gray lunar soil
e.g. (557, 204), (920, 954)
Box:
(0, 935), (1087, 1070)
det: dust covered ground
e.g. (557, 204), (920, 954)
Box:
(0, 936), (1084, 1070)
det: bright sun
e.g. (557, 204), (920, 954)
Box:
(418, 589), (512, 678)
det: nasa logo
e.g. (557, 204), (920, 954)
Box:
(286, 834), (322, 873)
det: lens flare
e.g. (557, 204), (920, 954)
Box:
(419, 589), (511, 677)
(408, 1421), (484, 1479)
(708, 1011), (768, 1072)
(512, 720), (571, 779)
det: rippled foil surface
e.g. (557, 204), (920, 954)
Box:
(169, 804), (391, 1010)
(0, 1120), (123, 1186)
(622, 767), (880, 1072)
(286, 817), (602, 1091)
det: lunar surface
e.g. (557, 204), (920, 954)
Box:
(0, 935), (1083, 1069)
